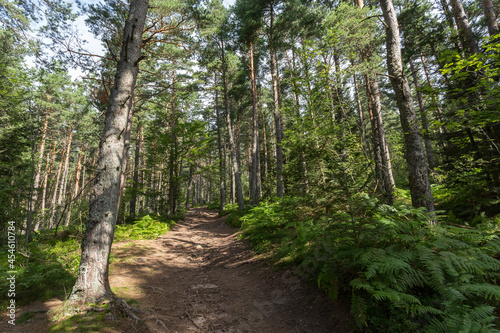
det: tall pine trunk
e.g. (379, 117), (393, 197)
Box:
(168, 67), (177, 217)
(380, 0), (435, 213)
(269, 3), (284, 198)
(449, 0), (480, 54)
(66, 0), (148, 307)
(129, 121), (141, 220)
(249, 42), (261, 204)
(482, 0), (499, 36)
(408, 59), (436, 172)
(222, 40), (244, 210)
(214, 72), (225, 211)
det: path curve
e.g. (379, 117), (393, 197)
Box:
(0, 208), (352, 332)
(110, 208), (351, 332)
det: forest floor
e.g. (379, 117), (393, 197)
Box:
(1, 208), (352, 332)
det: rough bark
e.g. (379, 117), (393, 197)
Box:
(409, 58), (436, 171)
(249, 42), (261, 204)
(214, 72), (225, 211)
(129, 121), (141, 220)
(138, 127), (145, 216)
(32, 107), (50, 212)
(168, 67), (177, 217)
(186, 164), (194, 209)
(48, 144), (65, 228)
(355, 0), (394, 204)
(482, 0), (499, 37)
(269, 3), (284, 198)
(259, 92), (269, 186)
(66, 0), (149, 307)
(353, 70), (369, 156)
(380, 0), (435, 212)
(365, 74), (395, 204)
(449, 0), (480, 54)
(64, 143), (85, 226)
(37, 140), (57, 231)
(222, 41), (244, 210)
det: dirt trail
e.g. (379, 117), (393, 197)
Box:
(2, 208), (351, 332)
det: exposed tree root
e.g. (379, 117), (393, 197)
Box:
(56, 293), (147, 323)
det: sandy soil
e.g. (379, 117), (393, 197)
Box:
(1, 208), (352, 332)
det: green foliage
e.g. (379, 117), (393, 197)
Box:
(207, 201), (221, 210)
(0, 232), (80, 307)
(114, 215), (175, 241)
(219, 202), (241, 216)
(49, 310), (117, 332)
(237, 195), (500, 332)
(0, 215), (175, 309)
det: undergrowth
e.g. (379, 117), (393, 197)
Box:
(115, 214), (175, 241)
(0, 214), (176, 311)
(236, 194), (500, 332)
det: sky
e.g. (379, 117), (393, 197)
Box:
(33, 0), (236, 80)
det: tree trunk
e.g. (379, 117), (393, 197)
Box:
(186, 164), (194, 209)
(482, 0), (499, 37)
(409, 58), (436, 172)
(449, 0), (480, 54)
(138, 127), (145, 216)
(37, 140), (57, 230)
(365, 74), (395, 204)
(222, 40), (244, 210)
(168, 67), (177, 218)
(259, 91), (268, 186)
(55, 131), (73, 226)
(67, 0), (149, 307)
(49, 144), (65, 228)
(380, 0), (435, 213)
(353, 69), (369, 157)
(214, 72), (225, 211)
(249, 41), (261, 204)
(269, 3), (284, 198)
(129, 121), (141, 220)
(31, 107), (50, 213)
(64, 143), (85, 226)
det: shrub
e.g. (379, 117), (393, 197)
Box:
(114, 215), (175, 241)
(238, 195), (500, 331)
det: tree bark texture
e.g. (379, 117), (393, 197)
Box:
(380, 0), (435, 212)
(31, 107), (50, 214)
(222, 41), (244, 210)
(482, 0), (499, 37)
(129, 121), (141, 220)
(449, 0), (480, 54)
(67, 0), (149, 307)
(269, 3), (284, 198)
(409, 58), (436, 171)
(214, 72), (225, 211)
(168, 67), (177, 218)
(365, 74), (395, 204)
(249, 42), (261, 204)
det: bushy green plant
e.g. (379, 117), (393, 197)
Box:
(316, 196), (500, 332)
(219, 203), (240, 216)
(238, 194), (500, 331)
(0, 234), (80, 307)
(114, 215), (175, 241)
(207, 202), (221, 210)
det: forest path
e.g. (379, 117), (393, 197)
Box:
(111, 208), (351, 332)
(1, 208), (351, 332)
